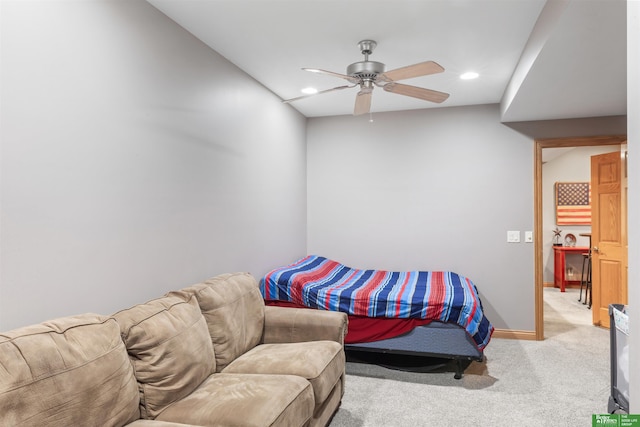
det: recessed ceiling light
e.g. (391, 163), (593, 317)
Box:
(460, 72), (479, 80)
(301, 87), (318, 95)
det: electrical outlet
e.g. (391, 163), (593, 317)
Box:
(507, 231), (520, 243)
(524, 231), (533, 242)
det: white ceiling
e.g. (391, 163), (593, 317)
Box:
(146, 0), (627, 122)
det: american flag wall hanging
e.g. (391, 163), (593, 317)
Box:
(555, 182), (591, 225)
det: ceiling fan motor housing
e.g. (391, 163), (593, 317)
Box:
(346, 61), (385, 80)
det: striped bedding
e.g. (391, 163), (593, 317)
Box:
(260, 255), (494, 350)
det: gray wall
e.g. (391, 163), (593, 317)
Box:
(307, 105), (534, 331)
(0, 0), (307, 330)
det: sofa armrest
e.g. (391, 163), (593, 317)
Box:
(262, 306), (348, 345)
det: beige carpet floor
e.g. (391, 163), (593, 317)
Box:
(330, 287), (611, 426)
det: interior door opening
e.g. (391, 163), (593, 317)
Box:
(534, 135), (627, 340)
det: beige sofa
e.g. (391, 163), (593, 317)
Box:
(0, 272), (348, 427)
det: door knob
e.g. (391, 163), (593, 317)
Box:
(592, 246), (599, 252)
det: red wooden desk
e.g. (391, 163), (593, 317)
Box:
(553, 246), (589, 292)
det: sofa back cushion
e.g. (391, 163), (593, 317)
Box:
(170, 272), (265, 371)
(0, 314), (140, 427)
(113, 295), (215, 419)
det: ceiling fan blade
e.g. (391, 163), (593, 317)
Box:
(303, 68), (360, 84)
(282, 84), (355, 103)
(354, 90), (372, 116)
(379, 61), (445, 82)
(383, 82), (449, 103)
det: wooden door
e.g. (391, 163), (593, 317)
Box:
(590, 150), (627, 327)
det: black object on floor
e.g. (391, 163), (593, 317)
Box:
(608, 304), (629, 414)
(346, 349), (471, 376)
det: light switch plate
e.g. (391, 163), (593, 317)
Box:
(524, 231), (533, 242)
(507, 230), (520, 243)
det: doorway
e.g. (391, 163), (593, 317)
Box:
(534, 135), (627, 340)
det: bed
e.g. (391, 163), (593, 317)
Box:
(259, 255), (494, 379)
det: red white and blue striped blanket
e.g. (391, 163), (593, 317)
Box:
(260, 255), (494, 350)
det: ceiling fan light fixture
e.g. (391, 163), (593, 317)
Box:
(460, 71), (479, 80)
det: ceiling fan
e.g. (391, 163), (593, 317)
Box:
(283, 40), (450, 116)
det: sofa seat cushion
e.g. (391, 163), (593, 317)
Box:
(126, 421), (202, 427)
(169, 272), (265, 371)
(0, 314), (140, 427)
(222, 340), (344, 408)
(155, 373), (314, 427)
(112, 295), (215, 419)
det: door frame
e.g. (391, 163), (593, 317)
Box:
(533, 135), (627, 340)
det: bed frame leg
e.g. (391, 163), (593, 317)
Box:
(454, 359), (466, 380)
